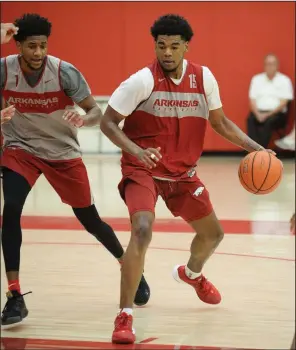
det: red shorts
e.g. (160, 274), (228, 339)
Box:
(118, 170), (213, 222)
(1, 147), (93, 208)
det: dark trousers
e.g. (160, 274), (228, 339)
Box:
(247, 111), (288, 149)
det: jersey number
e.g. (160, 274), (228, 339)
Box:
(189, 74), (197, 89)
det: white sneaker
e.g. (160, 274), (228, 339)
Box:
(275, 137), (295, 151)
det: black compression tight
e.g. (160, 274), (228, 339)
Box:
(72, 205), (124, 259)
(1, 168), (31, 272)
(1, 167), (124, 273)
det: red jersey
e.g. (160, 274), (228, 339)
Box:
(121, 60), (209, 180)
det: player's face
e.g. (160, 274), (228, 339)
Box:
(155, 35), (188, 73)
(17, 35), (48, 71)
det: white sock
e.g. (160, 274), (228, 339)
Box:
(185, 265), (201, 279)
(120, 308), (133, 315)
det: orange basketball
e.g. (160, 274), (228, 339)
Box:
(238, 151), (283, 195)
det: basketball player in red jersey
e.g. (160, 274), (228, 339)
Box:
(0, 13), (150, 329)
(101, 14), (275, 344)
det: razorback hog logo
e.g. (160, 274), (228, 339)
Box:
(7, 96), (59, 106)
(153, 99), (199, 108)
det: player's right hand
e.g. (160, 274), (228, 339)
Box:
(136, 147), (162, 169)
(1, 105), (15, 124)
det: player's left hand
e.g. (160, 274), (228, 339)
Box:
(265, 149), (276, 156)
(1, 23), (18, 44)
(259, 148), (276, 156)
(63, 110), (84, 128)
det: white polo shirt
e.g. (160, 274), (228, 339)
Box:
(249, 72), (293, 112)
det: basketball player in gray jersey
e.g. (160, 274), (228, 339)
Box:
(0, 13), (150, 328)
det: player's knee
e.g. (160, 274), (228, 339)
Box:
(73, 205), (104, 234)
(209, 226), (224, 244)
(132, 215), (153, 249)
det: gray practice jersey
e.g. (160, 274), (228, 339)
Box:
(1, 55), (92, 160)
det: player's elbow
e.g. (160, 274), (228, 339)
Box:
(93, 105), (103, 124)
(100, 115), (114, 136)
(100, 117), (108, 134)
(209, 114), (228, 133)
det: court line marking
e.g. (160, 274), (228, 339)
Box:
(22, 240), (295, 262)
(1, 215), (292, 235)
(0, 336), (260, 349)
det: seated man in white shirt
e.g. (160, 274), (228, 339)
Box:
(247, 54), (294, 148)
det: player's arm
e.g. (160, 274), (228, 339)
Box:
(1, 23), (18, 44)
(0, 59), (15, 124)
(203, 67), (273, 153)
(101, 106), (142, 155)
(102, 106), (161, 169)
(74, 95), (101, 127)
(101, 69), (162, 169)
(61, 62), (102, 127)
(209, 107), (267, 152)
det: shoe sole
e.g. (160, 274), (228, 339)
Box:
(112, 327), (136, 344)
(1, 317), (27, 330)
(112, 337), (135, 344)
(112, 333), (136, 344)
(172, 265), (182, 283)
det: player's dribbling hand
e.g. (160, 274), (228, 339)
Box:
(63, 110), (84, 128)
(136, 147), (162, 169)
(1, 23), (18, 44)
(1, 105), (15, 124)
(261, 148), (283, 168)
(260, 148), (276, 156)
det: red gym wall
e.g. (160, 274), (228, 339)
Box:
(1, 2), (295, 152)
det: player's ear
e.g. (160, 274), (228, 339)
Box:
(185, 42), (189, 52)
(16, 41), (22, 53)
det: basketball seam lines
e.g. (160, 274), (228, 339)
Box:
(257, 173), (282, 192)
(251, 151), (258, 192)
(255, 152), (271, 194)
(238, 160), (254, 192)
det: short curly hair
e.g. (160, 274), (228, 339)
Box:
(13, 13), (52, 42)
(150, 14), (194, 42)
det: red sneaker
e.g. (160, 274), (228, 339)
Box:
(173, 265), (221, 304)
(112, 312), (136, 344)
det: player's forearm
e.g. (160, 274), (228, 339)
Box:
(82, 105), (102, 127)
(100, 120), (142, 156)
(212, 116), (264, 152)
